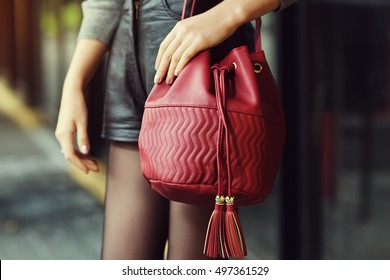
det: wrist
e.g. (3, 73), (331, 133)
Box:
(63, 76), (85, 94)
(221, 0), (281, 26)
(210, 2), (247, 31)
(230, 4), (248, 28)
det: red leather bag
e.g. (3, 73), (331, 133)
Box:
(139, 0), (285, 259)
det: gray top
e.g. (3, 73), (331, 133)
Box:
(78, 0), (298, 45)
(78, 0), (125, 44)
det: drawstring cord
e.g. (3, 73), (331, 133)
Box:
(203, 64), (247, 259)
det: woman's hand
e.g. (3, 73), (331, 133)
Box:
(55, 39), (107, 174)
(154, 0), (281, 85)
(55, 86), (99, 174)
(154, 9), (238, 85)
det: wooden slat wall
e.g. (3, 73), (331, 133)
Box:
(0, 0), (17, 86)
(13, 0), (41, 106)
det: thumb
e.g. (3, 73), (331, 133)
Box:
(76, 121), (90, 155)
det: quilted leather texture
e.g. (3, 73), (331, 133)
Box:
(139, 46), (285, 207)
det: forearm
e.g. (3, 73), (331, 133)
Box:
(63, 39), (108, 92)
(207, 0), (281, 32)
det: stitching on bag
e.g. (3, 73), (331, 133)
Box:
(149, 179), (266, 196)
(144, 105), (285, 125)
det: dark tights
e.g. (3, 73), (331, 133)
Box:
(101, 141), (213, 260)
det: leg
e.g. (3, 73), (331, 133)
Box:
(167, 201), (213, 260)
(101, 141), (169, 259)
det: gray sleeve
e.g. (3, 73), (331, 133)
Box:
(77, 0), (125, 45)
(276, 0), (298, 11)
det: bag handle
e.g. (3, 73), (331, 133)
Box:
(181, 0), (262, 52)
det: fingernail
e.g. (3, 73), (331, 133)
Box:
(166, 77), (173, 84)
(154, 75), (161, 84)
(81, 145), (88, 154)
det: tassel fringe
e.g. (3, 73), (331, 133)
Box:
(203, 196), (229, 259)
(203, 196), (247, 259)
(225, 196), (247, 258)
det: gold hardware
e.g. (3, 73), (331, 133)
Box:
(225, 196), (235, 204)
(253, 63), (263, 74)
(231, 62), (237, 70)
(215, 195), (225, 204)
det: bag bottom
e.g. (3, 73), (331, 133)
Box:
(149, 179), (268, 207)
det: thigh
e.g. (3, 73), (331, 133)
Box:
(168, 201), (213, 260)
(101, 141), (169, 259)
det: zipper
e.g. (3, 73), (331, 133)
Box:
(135, 0), (140, 20)
(132, 0), (147, 97)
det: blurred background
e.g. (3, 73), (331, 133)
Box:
(0, 0), (389, 260)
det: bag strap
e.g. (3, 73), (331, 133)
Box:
(181, 0), (262, 52)
(181, 0), (196, 19)
(254, 17), (262, 52)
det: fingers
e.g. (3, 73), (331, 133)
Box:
(155, 29), (175, 71)
(76, 120), (90, 155)
(154, 20), (203, 85)
(79, 153), (100, 173)
(154, 33), (181, 84)
(58, 131), (89, 174)
(155, 8), (239, 85)
(172, 46), (197, 77)
(155, 38), (197, 85)
(76, 121), (99, 172)
(56, 127), (99, 174)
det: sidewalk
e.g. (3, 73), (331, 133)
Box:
(2, 80), (390, 260)
(0, 109), (279, 260)
(0, 113), (103, 259)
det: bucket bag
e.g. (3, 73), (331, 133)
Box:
(138, 0), (285, 258)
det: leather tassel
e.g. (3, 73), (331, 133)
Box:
(203, 196), (230, 259)
(225, 196), (247, 258)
